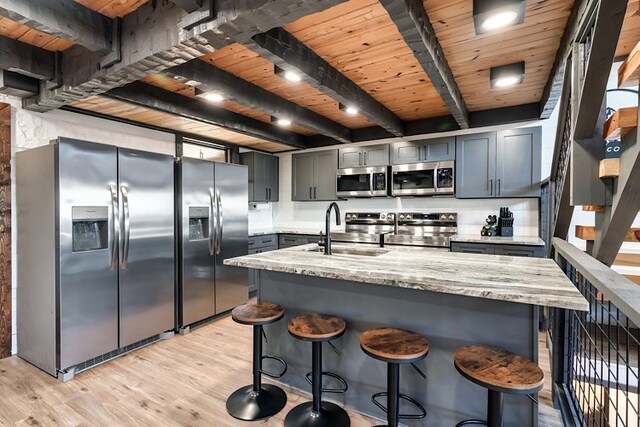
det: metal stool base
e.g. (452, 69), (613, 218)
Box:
(226, 384), (287, 421)
(284, 401), (350, 427)
(456, 420), (487, 426)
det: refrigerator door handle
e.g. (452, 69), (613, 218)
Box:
(216, 190), (223, 255)
(209, 189), (215, 256)
(120, 185), (131, 269)
(110, 184), (119, 270)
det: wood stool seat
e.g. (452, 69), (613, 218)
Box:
(231, 302), (284, 326)
(454, 345), (544, 395)
(288, 314), (346, 342)
(360, 327), (429, 364)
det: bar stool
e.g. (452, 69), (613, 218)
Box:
(360, 327), (429, 427)
(226, 302), (288, 421)
(285, 313), (350, 427)
(454, 345), (545, 427)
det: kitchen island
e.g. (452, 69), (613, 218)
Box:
(225, 244), (588, 426)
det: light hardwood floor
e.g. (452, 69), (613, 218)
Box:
(0, 314), (562, 426)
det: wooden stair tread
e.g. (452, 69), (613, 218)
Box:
(454, 345), (544, 394)
(618, 40), (640, 87)
(604, 107), (637, 141)
(288, 313), (346, 341)
(360, 327), (429, 363)
(231, 302), (284, 325)
(575, 225), (640, 242)
(582, 205), (606, 212)
(599, 158), (620, 178)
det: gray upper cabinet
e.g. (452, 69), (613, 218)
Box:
(391, 137), (455, 164)
(292, 149), (338, 201)
(338, 144), (389, 168)
(456, 127), (541, 198)
(495, 127), (541, 197)
(240, 152), (279, 202)
(455, 132), (496, 198)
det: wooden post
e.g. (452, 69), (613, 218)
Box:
(0, 103), (10, 359)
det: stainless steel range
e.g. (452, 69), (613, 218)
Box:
(331, 211), (457, 248)
(385, 212), (457, 248)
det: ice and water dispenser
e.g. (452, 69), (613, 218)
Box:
(71, 206), (109, 252)
(188, 207), (210, 240)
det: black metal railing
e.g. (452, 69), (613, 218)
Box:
(552, 238), (640, 427)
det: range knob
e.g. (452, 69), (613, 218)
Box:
(380, 213), (386, 219)
(399, 214), (405, 220)
(440, 214), (448, 220)
(448, 214), (455, 221)
(405, 214), (412, 220)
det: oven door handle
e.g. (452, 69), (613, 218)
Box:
(433, 166), (439, 193)
(370, 172), (375, 195)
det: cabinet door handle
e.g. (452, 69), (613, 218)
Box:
(309, 186), (312, 199)
(364, 152), (368, 165)
(489, 179), (493, 196)
(359, 152), (362, 166)
(268, 188), (271, 200)
(497, 179), (501, 196)
(266, 188), (268, 200)
(314, 187), (317, 199)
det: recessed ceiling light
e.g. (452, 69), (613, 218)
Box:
(275, 65), (303, 83)
(338, 103), (359, 116)
(277, 118), (292, 127)
(203, 92), (225, 102)
(490, 62), (525, 89)
(473, 0), (525, 35)
(481, 10), (519, 31)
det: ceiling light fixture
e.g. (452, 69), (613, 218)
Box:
(338, 103), (359, 116)
(274, 65), (302, 83)
(473, 0), (525, 35)
(271, 116), (292, 127)
(490, 61), (525, 89)
(195, 88), (225, 103)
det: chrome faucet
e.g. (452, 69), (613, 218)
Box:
(324, 202), (341, 255)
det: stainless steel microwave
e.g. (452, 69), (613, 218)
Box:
(391, 160), (454, 196)
(336, 166), (389, 197)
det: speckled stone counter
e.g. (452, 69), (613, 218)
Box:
(451, 234), (546, 246)
(225, 244), (585, 426)
(226, 243), (587, 310)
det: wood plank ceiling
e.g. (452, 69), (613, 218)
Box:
(4, 0), (640, 153)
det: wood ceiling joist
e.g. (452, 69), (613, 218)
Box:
(0, 34), (55, 80)
(0, 16), (73, 51)
(106, 81), (309, 150)
(168, 59), (351, 144)
(25, 0), (345, 112)
(75, 0), (149, 18)
(0, 0), (112, 52)
(70, 96), (293, 153)
(250, 27), (405, 137)
(616, 0), (640, 58)
(379, 0), (468, 128)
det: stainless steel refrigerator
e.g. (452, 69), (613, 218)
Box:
(178, 158), (248, 330)
(17, 138), (175, 380)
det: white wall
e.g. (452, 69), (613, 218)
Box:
(4, 99), (176, 355)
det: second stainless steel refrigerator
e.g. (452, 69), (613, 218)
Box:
(179, 158), (248, 329)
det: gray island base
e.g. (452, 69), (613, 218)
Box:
(225, 244), (588, 426)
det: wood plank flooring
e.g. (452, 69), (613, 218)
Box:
(0, 314), (562, 426)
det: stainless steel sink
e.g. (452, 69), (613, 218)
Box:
(305, 246), (389, 257)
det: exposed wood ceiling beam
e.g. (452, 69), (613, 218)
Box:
(379, 0), (469, 129)
(23, 0), (346, 112)
(574, 0), (627, 140)
(0, 34), (55, 80)
(168, 59), (352, 143)
(170, 0), (203, 13)
(105, 81), (309, 150)
(0, 0), (112, 53)
(250, 28), (405, 137)
(540, 0), (593, 119)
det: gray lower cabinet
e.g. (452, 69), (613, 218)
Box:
(241, 152), (279, 202)
(278, 234), (320, 248)
(248, 234), (278, 293)
(292, 149), (338, 201)
(450, 242), (545, 257)
(391, 137), (455, 164)
(456, 127), (541, 198)
(338, 144), (389, 168)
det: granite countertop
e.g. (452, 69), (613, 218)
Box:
(225, 243), (588, 311)
(450, 235), (546, 246)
